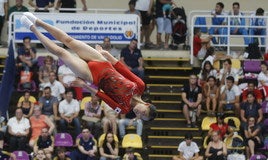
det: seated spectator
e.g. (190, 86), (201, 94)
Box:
(82, 95), (102, 138)
(118, 109), (143, 140)
(120, 39), (144, 80)
(205, 131), (227, 160)
(7, 108), (30, 152)
(16, 36), (38, 72)
(102, 37), (120, 59)
(193, 27), (212, 60)
(181, 74), (202, 128)
(58, 63), (83, 101)
(201, 47), (231, 69)
(59, 89), (81, 137)
(99, 132), (120, 160)
(17, 90), (34, 118)
(228, 2), (250, 45)
(218, 76), (241, 116)
(33, 127), (54, 159)
(219, 59), (240, 85)
(122, 147), (143, 160)
(39, 86), (59, 131)
(29, 105), (55, 147)
(242, 82), (263, 104)
(198, 61), (218, 86)
(102, 103), (119, 135)
(257, 61), (268, 87)
(249, 8), (266, 48)
(209, 2), (227, 47)
(244, 116), (264, 159)
(241, 92), (263, 127)
(44, 71), (65, 101)
(172, 133), (203, 160)
(203, 76), (219, 116)
(208, 113), (233, 140)
(53, 147), (71, 160)
(70, 127), (97, 160)
(34, 149), (47, 160)
(38, 55), (57, 91)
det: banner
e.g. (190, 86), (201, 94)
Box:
(11, 12), (140, 44)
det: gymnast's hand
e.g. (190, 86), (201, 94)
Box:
(95, 45), (118, 65)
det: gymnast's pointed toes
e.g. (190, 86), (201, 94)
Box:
(23, 12), (38, 24)
(20, 15), (33, 30)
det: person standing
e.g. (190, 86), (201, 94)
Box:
(55, 0), (87, 13)
(0, 0), (7, 47)
(28, 0), (55, 12)
(8, 0), (29, 20)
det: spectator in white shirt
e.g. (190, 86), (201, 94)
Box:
(59, 89), (81, 137)
(219, 59), (240, 85)
(7, 108), (31, 151)
(44, 71), (65, 101)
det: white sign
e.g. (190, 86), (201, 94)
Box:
(11, 12), (140, 44)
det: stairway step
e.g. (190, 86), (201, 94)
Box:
(155, 118), (185, 121)
(152, 100), (181, 104)
(150, 127), (199, 131)
(148, 76), (189, 79)
(148, 135), (203, 139)
(149, 92), (181, 96)
(157, 109), (180, 113)
(145, 66), (192, 70)
(150, 146), (178, 149)
(147, 84), (183, 87)
(144, 57), (190, 61)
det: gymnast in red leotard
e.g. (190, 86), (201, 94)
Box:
(20, 12), (157, 121)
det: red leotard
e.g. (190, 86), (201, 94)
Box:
(88, 61), (145, 113)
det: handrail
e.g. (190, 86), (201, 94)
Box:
(27, 7), (126, 13)
(190, 14), (268, 65)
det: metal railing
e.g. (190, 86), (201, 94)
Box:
(189, 11), (268, 64)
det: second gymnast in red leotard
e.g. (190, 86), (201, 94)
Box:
(21, 12), (157, 121)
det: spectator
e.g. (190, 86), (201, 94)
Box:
(257, 61), (268, 86)
(28, 0), (54, 12)
(240, 92), (263, 126)
(181, 74), (202, 128)
(219, 58), (240, 85)
(55, 0), (87, 13)
(102, 37), (120, 59)
(135, 0), (154, 49)
(118, 109), (143, 140)
(8, 0), (29, 20)
(16, 36), (38, 72)
(34, 149), (47, 160)
(99, 132), (120, 160)
(39, 86), (59, 122)
(193, 27), (212, 60)
(0, 0), (7, 47)
(82, 95), (102, 139)
(162, 0), (172, 18)
(58, 63), (83, 101)
(122, 147), (143, 160)
(244, 116), (264, 159)
(218, 76), (241, 116)
(198, 61), (217, 86)
(125, 0), (141, 18)
(208, 113), (233, 140)
(172, 133), (203, 160)
(155, 0), (172, 49)
(120, 39), (144, 80)
(70, 127), (97, 160)
(53, 147), (71, 160)
(201, 47), (231, 69)
(29, 105), (55, 147)
(44, 71), (65, 101)
(33, 127), (54, 159)
(228, 2), (250, 45)
(59, 89), (81, 137)
(205, 131), (227, 160)
(241, 81), (263, 104)
(209, 2), (227, 49)
(203, 76), (219, 116)
(38, 55), (57, 91)
(249, 8), (266, 48)
(17, 90), (34, 118)
(102, 103), (119, 136)
(7, 108), (30, 152)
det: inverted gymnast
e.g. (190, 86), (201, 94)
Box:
(20, 12), (157, 121)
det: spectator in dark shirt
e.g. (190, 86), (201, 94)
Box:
(55, 0), (87, 13)
(28, 0), (55, 12)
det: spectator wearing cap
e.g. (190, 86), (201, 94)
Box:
(172, 133), (203, 160)
(208, 113), (233, 140)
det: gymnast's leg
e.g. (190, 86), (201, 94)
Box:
(23, 12), (106, 62)
(20, 16), (93, 82)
